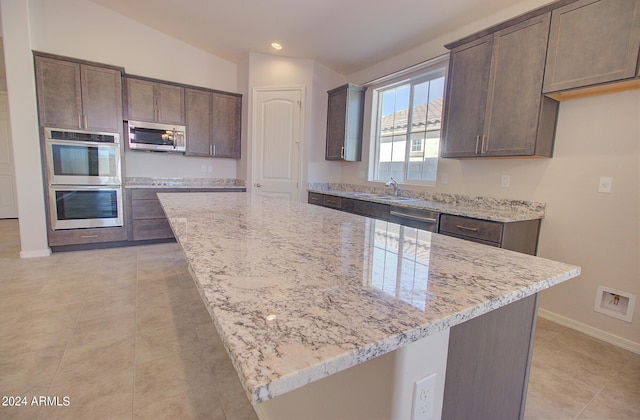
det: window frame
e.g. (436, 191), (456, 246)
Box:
(367, 56), (448, 187)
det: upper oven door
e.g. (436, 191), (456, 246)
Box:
(45, 140), (121, 186)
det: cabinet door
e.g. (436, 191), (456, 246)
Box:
(157, 83), (185, 125)
(543, 0), (640, 93)
(185, 88), (213, 156)
(325, 87), (347, 160)
(126, 78), (156, 122)
(440, 35), (493, 158)
(483, 13), (551, 156)
(212, 93), (241, 158)
(35, 57), (83, 130)
(80, 65), (123, 133)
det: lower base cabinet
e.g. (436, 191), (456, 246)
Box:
(127, 187), (246, 242)
(443, 293), (538, 419)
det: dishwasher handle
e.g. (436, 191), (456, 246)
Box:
(390, 211), (438, 224)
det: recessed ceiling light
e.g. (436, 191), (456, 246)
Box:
(271, 42), (283, 50)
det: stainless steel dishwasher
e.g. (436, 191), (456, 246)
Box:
(388, 205), (439, 232)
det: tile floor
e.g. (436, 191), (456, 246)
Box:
(1, 219), (639, 419)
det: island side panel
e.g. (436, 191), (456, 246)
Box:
(255, 328), (450, 420)
(442, 293), (539, 420)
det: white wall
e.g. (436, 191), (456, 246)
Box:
(27, 0), (239, 181)
(246, 53), (344, 197)
(341, 1), (640, 349)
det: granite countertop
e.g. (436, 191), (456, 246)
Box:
(125, 177), (246, 189)
(158, 192), (579, 404)
(308, 183), (545, 223)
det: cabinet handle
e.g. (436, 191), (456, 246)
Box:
(209, 145), (212, 155)
(475, 135), (480, 154)
(456, 225), (478, 232)
(213, 145), (216, 156)
(78, 114), (82, 129)
(340, 146), (345, 159)
(81, 234), (98, 239)
(481, 135), (487, 154)
(84, 115), (88, 129)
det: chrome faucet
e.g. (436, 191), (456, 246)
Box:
(385, 177), (399, 196)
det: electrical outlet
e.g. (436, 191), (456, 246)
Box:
(412, 373), (436, 420)
(598, 177), (613, 193)
(500, 174), (510, 188)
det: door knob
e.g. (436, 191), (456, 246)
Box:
(255, 183), (262, 187)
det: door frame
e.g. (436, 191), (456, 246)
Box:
(251, 86), (306, 201)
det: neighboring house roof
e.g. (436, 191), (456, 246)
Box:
(380, 97), (443, 133)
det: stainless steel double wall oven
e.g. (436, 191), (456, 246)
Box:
(44, 128), (124, 230)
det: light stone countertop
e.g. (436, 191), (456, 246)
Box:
(308, 188), (544, 223)
(158, 192), (580, 404)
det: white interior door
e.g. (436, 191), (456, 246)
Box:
(0, 93), (18, 218)
(253, 88), (302, 201)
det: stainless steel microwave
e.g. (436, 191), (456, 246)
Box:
(127, 120), (186, 153)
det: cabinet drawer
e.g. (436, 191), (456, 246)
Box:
(439, 214), (503, 244)
(132, 199), (165, 219)
(308, 192), (323, 205)
(132, 219), (174, 241)
(131, 188), (184, 200)
(322, 195), (342, 209)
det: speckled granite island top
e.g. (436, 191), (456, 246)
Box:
(157, 192), (580, 404)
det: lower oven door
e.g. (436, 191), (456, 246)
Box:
(49, 185), (123, 230)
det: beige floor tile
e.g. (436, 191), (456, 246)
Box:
(0, 347), (64, 395)
(578, 355), (640, 419)
(80, 291), (137, 321)
(134, 348), (212, 408)
(532, 316), (565, 348)
(134, 380), (226, 420)
(136, 300), (193, 334)
(135, 324), (202, 365)
(44, 368), (133, 419)
(0, 404), (43, 420)
(194, 319), (236, 372)
(212, 370), (258, 420)
(58, 334), (135, 381)
(68, 310), (136, 348)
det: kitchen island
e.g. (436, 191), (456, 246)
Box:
(158, 192), (580, 419)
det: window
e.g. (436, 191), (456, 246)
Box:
(371, 63), (446, 184)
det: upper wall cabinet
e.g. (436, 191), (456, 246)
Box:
(441, 13), (558, 158)
(543, 0), (640, 94)
(326, 84), (365, 161)
(34, 55), (123, 133)
(185, 88), (241, 159)
(125, 77), (185, 125)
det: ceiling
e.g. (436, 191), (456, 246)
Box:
(90, 0), (537, 75)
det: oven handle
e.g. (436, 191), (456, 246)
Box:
(390, 211), (438, 224)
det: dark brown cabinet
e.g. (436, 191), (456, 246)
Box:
(544, 0), (640, 94)
(34, 55), (123, 133)
(325, 84), (365, 161)
(441, 13), (558, 158)
(125, 77), (185, 125)
(438, 214), (540, 255)
(308, 192), (391, 221)
(443, 293), (538, 420)
(185, 88), (241, 159)
(127, 187), (245, 241)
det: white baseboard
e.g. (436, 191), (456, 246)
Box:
(538, 308), (640, 355)
(19, 248), (52, 258)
